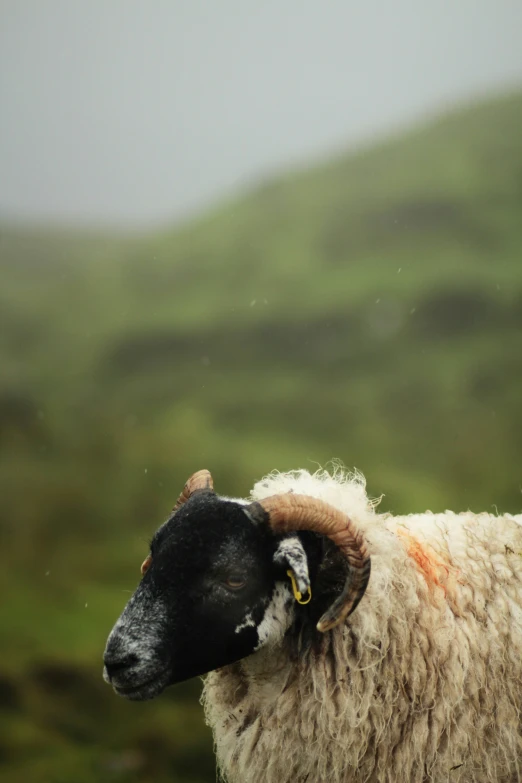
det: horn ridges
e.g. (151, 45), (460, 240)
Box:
(173, 469), (214, 511)
(254, 493), (371, 632)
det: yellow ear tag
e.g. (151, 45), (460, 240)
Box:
(287, 569), (312, 605)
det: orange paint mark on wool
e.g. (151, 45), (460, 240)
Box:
(397, 530), (451, 595)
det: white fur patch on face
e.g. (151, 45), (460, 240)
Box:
(255, 583), (294, 651)
(235, 612), (255, 634)
(273, 536), (310, 596)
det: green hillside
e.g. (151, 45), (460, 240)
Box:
(1, 89), (522, 782)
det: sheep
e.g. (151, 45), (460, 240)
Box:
(103, 467), (522, 783)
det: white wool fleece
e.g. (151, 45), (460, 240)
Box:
(201, 468), (522, 783)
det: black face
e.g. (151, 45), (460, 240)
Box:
(103, 492), (288, 700)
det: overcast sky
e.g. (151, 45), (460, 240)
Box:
(1, 0), (522, 228)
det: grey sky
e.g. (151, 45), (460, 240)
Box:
(1, 0), (522, 228)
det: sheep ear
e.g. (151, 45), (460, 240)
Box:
(273, 536), (311, 598)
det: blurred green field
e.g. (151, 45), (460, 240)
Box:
(1, 89), (522, 782)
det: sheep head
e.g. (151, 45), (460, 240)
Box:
(103, 470), (371, 701)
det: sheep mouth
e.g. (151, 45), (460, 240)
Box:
(113, 673), (169, 701)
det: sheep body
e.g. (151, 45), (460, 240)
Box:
(202, 468), (522, 783)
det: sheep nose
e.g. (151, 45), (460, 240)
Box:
(103, 652), (138, 681)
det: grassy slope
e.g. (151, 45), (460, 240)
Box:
(1, 89), (522, 782)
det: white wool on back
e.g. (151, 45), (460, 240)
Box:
(201, 468), (522, 783)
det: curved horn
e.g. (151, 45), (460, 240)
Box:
(252, 494), (370, 632)
(173, 469), (214, 511)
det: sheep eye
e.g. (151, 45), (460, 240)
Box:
(223, 575), (247, 591)
(141, 555), (152, 576)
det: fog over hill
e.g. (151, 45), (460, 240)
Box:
(1, 0), (522, 228)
